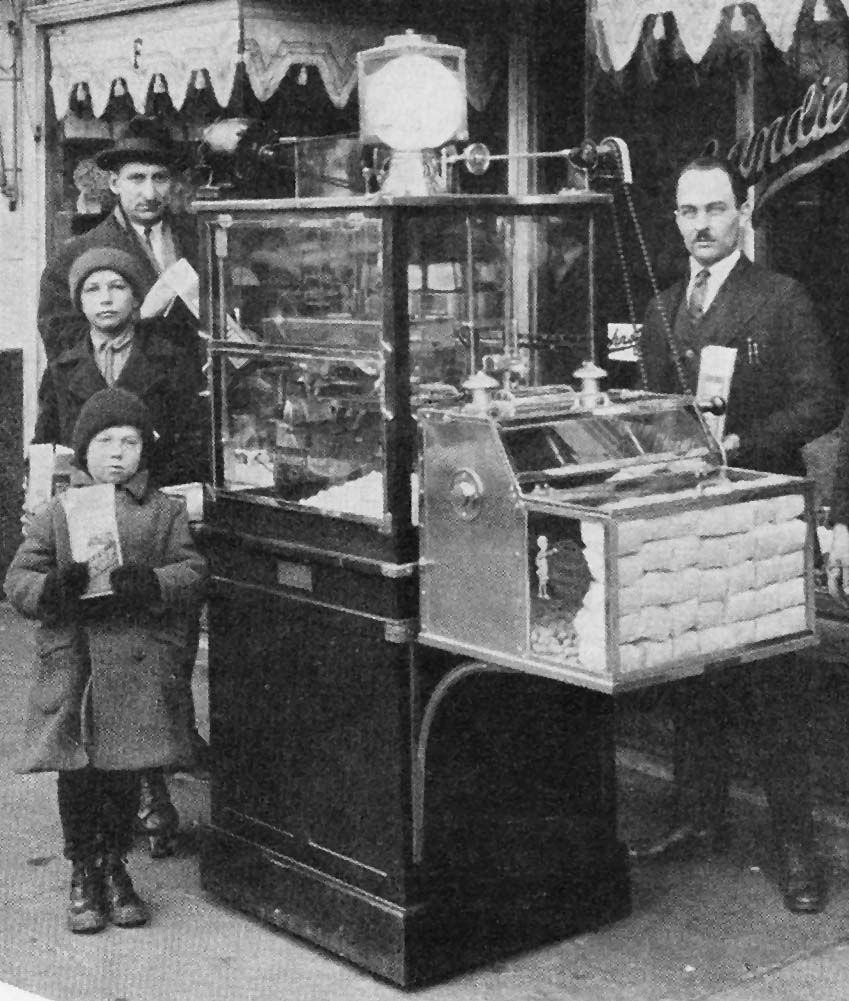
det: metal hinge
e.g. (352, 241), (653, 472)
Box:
(384, 618), (418, 644)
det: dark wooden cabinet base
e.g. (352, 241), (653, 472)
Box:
(201, 822), (630, 987)
(199, 522), (631, 986)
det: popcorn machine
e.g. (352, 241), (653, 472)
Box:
(192, 35), (815, 986)
(195, 193), (633, 986)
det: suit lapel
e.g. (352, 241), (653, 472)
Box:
(662, 280), (687, 321)
(111, 207), (161, 275)
(100, 208), (197, 273)
(698, 258), (761, 347)
(171, 214), (198, 264)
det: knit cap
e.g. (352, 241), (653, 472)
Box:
(71, 388), (154, 471)
(68, 246), (149, 313)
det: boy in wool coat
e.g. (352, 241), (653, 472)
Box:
(5, 387), (208, 933)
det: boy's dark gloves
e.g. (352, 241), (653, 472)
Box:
(110, 564), (161, 606)
(37, 562), (89, 620)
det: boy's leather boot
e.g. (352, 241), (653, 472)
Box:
(137, 770), (179, 858)
(102, 853), (149, 927)
(67, 858), (106, 934)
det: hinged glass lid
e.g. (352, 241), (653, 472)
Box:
(500, 391), (724, 502)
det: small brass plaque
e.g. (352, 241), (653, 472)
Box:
(276, 559), (313, 591)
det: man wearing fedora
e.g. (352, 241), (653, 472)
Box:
(38, 116), (200, 362)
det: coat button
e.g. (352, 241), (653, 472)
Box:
(684, 348), (696, 361)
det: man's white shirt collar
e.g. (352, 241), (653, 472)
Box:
(130, 219), (164, 239)
(687, 249), (741, 313)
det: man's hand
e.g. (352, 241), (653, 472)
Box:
(828, 523), (849, 606)
(722, 433), (740, 455)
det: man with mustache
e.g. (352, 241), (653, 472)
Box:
(38, 116), (200, 362)
(632, 155), (841, 914)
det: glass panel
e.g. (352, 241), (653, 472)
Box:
(218, 213), (384, 352)
(211, 212), (389, 521)
(219, 351), (386, 520)
(502, 396), (721, 499)
(206, 199), (602, 520)
(407, 211), (504, 396)
(406, 211), (591, 397)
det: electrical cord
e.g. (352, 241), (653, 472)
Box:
(604, 141), (692, 395)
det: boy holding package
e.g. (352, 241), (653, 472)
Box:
(5, 388), (208, 933)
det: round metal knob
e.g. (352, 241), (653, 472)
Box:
(464, 142), (491, 175)
(449, 469), (484, 520)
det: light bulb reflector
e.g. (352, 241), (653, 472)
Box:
(363, 53), (465, 150)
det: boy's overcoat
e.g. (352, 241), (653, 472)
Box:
(4, 470), (208, 773)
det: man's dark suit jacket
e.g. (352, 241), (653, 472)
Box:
(38, 207), (200, 362)
(827, 401), (849, 526)
(641, 255), (842, 477)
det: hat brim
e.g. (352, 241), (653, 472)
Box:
(95, 146), (182, 173)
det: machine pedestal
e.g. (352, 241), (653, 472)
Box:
(199, 573), (630, 986)
(201, 824), (629, 986)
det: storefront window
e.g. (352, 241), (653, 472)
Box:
(47, 65), (363, 252)
(44, 6), (514, 260)
(586, 3), (849, 395)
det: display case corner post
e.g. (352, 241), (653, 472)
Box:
(384, 208), (415, 543)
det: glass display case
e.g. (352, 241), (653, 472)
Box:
(419, 386), (817, 693)
(195, 194), (633, 988)
(198, 194), (608, 539)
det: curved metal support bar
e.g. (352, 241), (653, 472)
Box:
(411, 660), (516, 864)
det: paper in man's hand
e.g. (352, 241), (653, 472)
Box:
(140, 258), (200, 320)
(60, 484), (123, 597)
(697, 345), (737, 445)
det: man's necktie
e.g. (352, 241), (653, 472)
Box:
(688, 268), (710, 321)
(143, 226), (160, 271)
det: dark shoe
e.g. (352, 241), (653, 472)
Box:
(776, 841), (825, 914)
(67, 858), (106, 934)
(103, 855), (149, 927)
(137, 771), (179, 858)
(628, 822), (729, 863)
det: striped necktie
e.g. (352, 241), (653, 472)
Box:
(688, 268), (711, 321)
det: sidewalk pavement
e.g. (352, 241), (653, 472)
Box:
(2, 600), (849, 1001)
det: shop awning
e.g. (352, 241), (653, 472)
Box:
(48, 0), (241, 119)
(590, 0), (848, 73)
(47, 0), (500, 120)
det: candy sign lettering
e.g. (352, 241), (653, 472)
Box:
(726, 78), (849, 221)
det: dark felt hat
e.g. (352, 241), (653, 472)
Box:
(72, 388), (154, 471)
(94, 116), (181, 172)
(68, 246), (149, 312)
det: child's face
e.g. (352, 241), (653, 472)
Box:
(79, 269), (138, 335)
(86, 425), (143, 484)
